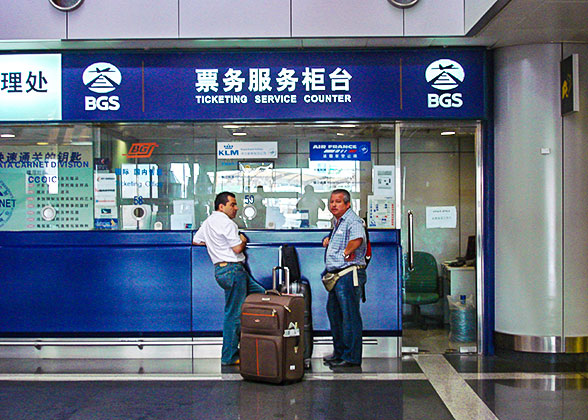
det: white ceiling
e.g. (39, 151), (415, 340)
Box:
(0, 1), (585, 51)
(472, 0), (588, 48)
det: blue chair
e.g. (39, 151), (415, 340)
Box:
(403, 251), (442, 330)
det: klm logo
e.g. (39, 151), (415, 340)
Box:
(219, 149), (239, 156)
(219, 144), (239, 157)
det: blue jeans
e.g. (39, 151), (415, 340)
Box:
(326, 268), (366, 365)
(215, 262), (265, 365)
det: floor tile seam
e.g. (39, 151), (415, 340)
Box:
(415, 355), (499, 420)
(0, 373), (428, 382)
(459, 372), (586, 380)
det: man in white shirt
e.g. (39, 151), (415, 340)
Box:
(193, 191), (265, 366)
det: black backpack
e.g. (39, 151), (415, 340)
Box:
(281, 244), (301, 282)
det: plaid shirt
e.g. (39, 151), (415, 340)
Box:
(325, 208), (366, 272)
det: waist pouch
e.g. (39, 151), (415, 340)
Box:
(321, 265), (364, 292)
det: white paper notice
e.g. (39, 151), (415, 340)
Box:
(373, 165), (395, 198)
(426, 206), (457, 228)
(368, 196), (395, 228)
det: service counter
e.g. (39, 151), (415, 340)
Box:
(0, 229), (401, 342)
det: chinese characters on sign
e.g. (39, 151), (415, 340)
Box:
(0, 54), (62, 121)
(194, 67), (352, 105)
(0, 145), (93, 231)
(0, 151), (87, 168)
(1, 70), (48, 93)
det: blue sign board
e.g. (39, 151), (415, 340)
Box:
(310, 141), (371, 161)
(4, 49), (488, 122)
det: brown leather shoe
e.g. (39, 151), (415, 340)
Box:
(329, 360), (361, 368)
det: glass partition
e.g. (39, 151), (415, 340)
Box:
(0, 122), (402, 231)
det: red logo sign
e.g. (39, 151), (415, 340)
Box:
(123, 142), (159, 158)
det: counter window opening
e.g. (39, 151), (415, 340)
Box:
(0, 122), (474, 232)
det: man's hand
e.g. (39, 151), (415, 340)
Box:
(323, 237), (330, 247)
(343, 252), (355, 261)
(239, 233), (248, 244)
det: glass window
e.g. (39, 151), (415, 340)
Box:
(0, 121), (472, 232)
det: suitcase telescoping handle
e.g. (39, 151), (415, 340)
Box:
(272, 266), (290, 293)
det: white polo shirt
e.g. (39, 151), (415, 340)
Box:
(193, 211), (245, 265)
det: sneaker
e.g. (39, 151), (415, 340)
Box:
(221, 359), (240, 366)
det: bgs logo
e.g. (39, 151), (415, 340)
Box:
(425, 59), (464, 109)
(82, 62), (122, 111)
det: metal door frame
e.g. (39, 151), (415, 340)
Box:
(395, 120), (485, 354)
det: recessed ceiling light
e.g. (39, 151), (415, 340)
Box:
(336, 132), (345, 136)
(1, 133), (15, 138)
(37, 142), (49, 145)
(441, 131), (456, 136)
(223, 125), (240, 129)
(339, 124), (357, 128)
(232, 132), (247, 136)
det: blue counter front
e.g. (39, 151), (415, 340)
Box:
(0, 229), (401, 338)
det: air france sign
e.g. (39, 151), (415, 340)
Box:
(310, 142), (371, 161)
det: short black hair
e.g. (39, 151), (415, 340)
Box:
(331, 189), (351, 204)
(215, 192), (236, 210)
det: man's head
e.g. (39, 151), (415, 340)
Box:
(329, 189), (351, 220)
(215, 192), (238, 219)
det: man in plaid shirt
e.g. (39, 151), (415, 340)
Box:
(322, 189), (367, 368)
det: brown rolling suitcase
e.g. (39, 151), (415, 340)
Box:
(240, 266), (305, 384)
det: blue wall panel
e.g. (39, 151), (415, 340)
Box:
(0, 229), (400, 337)
(0, 232), (192, 335)
(190, 229), (401, 335)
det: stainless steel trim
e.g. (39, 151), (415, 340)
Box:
(407, 210), (414, 271)
(475, 121), (484, 355)
(0, 336), (402, 358)
(395, 123), (402, 230)
(0, 339), (219, 348)
(495, 332), (563, 353)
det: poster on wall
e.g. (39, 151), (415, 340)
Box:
(94, 173), (118, 229)
(426, 206), (457, 228)
(368, 195), (395, 228)
(0, 145), (93, 230)
(373, 165), (395, 198)
(120, 163), (159, 199)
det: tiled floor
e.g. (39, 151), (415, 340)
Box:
(0, 354), (587, 420)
